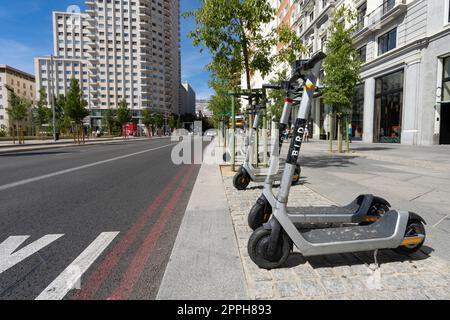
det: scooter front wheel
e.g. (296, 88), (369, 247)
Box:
(248, 228), (292, 270)
(394, 219), (426, 255)
(248, 198), (272, 231)
(233, 169), (251, 190)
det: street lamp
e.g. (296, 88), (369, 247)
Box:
(50, 55), (56, 142)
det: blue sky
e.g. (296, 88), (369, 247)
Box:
(0, 0), (213, 99)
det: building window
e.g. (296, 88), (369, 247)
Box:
(351, 84), (365, 141)
(378, 28), (397, 55)
(440, 56), (450, 144)
(374, 70), (404, 143)
(383, 0), (396, 14)
(443, 57), (450, 101)
(357, 45), (367, 62)
(448, 0), (450, 23)
(356, 2), (367, 31)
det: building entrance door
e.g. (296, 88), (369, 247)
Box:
(440, 103), (450, 145)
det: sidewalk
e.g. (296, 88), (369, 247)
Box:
(307, 140), (450, 172)
(158, 139), (450, 300)
(221, 172), (450, 300)
(157, 161), (248, 300)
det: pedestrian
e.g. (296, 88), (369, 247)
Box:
(304, 126), (309, 143)
(348, 124), (353, 143)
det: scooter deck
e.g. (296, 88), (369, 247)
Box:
(299, 211), (398, 244)
(286, 195), (376, 224)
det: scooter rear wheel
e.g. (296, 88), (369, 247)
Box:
(291, 166), (302, 185)
(248, 228), (292, 270)
(394, 219), (426, 255)
(233, 169), (251, 190)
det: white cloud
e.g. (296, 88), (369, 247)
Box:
(0, 39), (45, 74)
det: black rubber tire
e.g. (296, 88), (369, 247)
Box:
(248, 200), (272, 231)
(233, 169), (251, 191)
(291, 166), (302, 185)
(394, 219), (426, 255)
(359, 202), (390, 226)
(248, 227), (292, 270)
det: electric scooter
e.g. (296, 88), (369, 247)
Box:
(247, 56), (391, 230)
(247, 52), (426, 269)
(233, 91), (301, 190)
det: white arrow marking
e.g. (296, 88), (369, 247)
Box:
(0, 235), (64, 274)
(36, 232), (119, 300)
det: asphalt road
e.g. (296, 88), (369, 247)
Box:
(0, 138), (201, 300)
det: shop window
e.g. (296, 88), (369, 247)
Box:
(351, 84), (365, 141)
(444, 57), (450, 101)
(374, 70), (404, 143)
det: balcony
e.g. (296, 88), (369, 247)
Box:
(353, 0), (407, 42)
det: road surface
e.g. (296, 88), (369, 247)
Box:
(0, 138), (201, 300)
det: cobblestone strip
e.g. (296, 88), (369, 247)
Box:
(222, 175), (450, 300)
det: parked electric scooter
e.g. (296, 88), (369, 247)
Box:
(247, 52), (426, 269)
(247, 56), (391, 230)
(233, 90), (301, 190)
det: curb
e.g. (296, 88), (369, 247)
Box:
(157, 161), (248, 300)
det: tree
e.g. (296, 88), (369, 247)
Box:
(176, 116), (182, 130)
(154, 113), (164, 136)
(116, 99), (132, 139)
(5, 86), (32, 145)
(168, 114), (176, 133)
(104, 108), (117, 135)
(141, 109), (153, 137)
(266, 70), (289, 123)
(34, 88), (48, 139)
(186, 0), (277, 95)
(65, 78), (89, 144)
(323, 5), (362, 153)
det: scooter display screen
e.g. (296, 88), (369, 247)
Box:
(287, 118), (306, 165)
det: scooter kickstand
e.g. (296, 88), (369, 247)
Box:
(369, 249), (380, 271)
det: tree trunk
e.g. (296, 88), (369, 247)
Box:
(346, 116), (350, 153)
(239, 20), (252, 109)
(338, 116), (343, 153)
(16, 121), (21, 145)
(329, 113), (333, 153)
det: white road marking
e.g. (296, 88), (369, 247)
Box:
(0, 143), (175, 192)
(35, 232), (119, 300)
(0, 235), (64, 274)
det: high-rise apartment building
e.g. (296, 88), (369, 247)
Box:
(0, 65), (36, 128)
(35, 0), (181, 129)
(180, 82), (196, 115)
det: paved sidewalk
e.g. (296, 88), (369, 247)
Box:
(157, 162), (248, 300)
(222, 175), (450, 300)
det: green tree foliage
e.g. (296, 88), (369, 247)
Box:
(141, 109), (154, 136)
(266, 70), (289, 123)
(34, 88), (48, 138)
(5, 85), (32, 144)
(323, 5), (361, 153)
(168, 113), (176, 132)
(116, 99), (132, 139)
(186, 0), (276, 92)
(104, 108), (117, 135)
(187, 1), (305, 125)
(65, 78), (89, 143)
(154, 113), (164, 136)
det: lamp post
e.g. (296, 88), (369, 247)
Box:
(50, 55), (56, 142)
